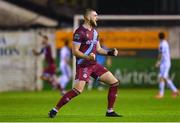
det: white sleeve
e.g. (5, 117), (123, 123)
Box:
(160, 42), (166, 54)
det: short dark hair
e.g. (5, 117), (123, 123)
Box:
(83, 8), (95, 17)
(158, 32), (165, 39)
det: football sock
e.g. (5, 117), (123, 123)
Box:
(55, 88), (80, 110)
(107, 108), (114, 113)
(108, 82), (119, 110)
(52, 108), (58, 112)
(159, 81), (165, 96)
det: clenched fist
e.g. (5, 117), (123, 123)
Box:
(88, 53), (96, 61)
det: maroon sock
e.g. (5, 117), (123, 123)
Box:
(56, 88), (80, 110)
(108, 82), (119, 109)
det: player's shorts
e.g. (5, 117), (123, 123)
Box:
(43, 63), (56, 77)
(75, 62), (108, 83)
(159, 64), (170, 79)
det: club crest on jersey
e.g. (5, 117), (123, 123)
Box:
(83, 73), (87, 78)
(74, 34), (80, 40)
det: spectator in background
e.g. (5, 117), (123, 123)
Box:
(58, 39), (72, 92)
(155, 32), (179, 98)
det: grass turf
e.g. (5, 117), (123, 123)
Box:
(0, 88), (180, 122)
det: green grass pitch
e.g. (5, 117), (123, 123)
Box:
(0, 88), (180, 122)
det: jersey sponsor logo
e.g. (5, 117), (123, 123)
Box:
(74, 34), (80, 40)
(86, 40), (97, 45)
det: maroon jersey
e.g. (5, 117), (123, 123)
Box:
(41, 44), (54, 65)
(73, 25), (99, 67)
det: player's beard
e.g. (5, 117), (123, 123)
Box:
(89, 19), (97, 27)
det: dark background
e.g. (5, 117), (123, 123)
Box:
(6, 0), (180, 27)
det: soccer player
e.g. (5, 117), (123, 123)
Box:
(155, 32), (179, 98)
(48, 8), (121, 118)
(58, 39), (72, 91)
(33, 34), (64, 94)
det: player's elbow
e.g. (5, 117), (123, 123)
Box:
(96, 48), (102, 54)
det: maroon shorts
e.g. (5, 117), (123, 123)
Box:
(75, 63), (108, 82)
(43, 63), (56, 76)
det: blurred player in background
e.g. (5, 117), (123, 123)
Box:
(48, 8), (121, 118)
(33, 33), (65, 95)
(88, 38), (112, 90)
(155, 32), (179, 98)
(58, 39), (72, 92)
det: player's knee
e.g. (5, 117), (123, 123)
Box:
(110, 81), (119, 87)
(159, 77), (166, 82)
(77, 88), (84, 93)
(73, 88), (82, 94)
(73, 80), (86, 93)
(73, 86), (84, 93)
